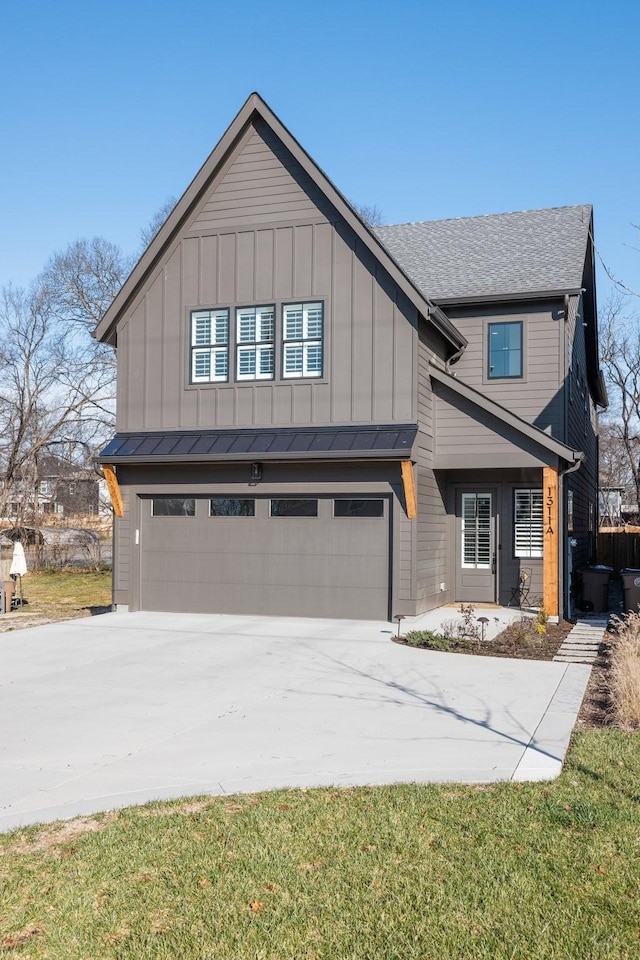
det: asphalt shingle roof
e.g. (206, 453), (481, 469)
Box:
(374, 205), (592, 302)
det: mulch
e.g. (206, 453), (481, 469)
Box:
(574, 634), (615, 730)
(466, 618), (574, 661)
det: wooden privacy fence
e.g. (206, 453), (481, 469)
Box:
(597, 530), (640, 572)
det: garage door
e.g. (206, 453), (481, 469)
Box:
(139, 495), (390, 620)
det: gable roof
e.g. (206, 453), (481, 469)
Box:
(94, 93), (465, 354)
(375, 205), (593, 303)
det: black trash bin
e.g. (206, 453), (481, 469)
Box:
(620, 568), (640, 614)
(580, 565), (613, 613)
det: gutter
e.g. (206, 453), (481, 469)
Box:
(433, 288), (583, 308)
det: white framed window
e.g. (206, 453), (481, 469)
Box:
(461, 493), (492, 569)
(282, 302), (323, 379)
(236, 305), (275, 381)
(190, 309), (229, 383)
(514, 489), (543, 558)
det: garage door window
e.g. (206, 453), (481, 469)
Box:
(209, 498), (255, 517)
(334, 499), (384, 518)
(152, 498), (196, 516)
(270, 499), (318, 517)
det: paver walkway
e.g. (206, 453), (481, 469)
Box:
(553, 617), (609, 664)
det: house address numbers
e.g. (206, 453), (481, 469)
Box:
(545, 486), (554, 536)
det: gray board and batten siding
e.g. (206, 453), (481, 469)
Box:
(114, 119), (444, 435)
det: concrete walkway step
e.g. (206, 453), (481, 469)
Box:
(553, 617), (609, 665)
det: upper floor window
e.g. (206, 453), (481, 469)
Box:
(191, 309), (229, 383)
(189, 301), (325, 383)
(282, 302), (323, 378)
(488, 321), (522, 379)
(236, 305), (275, 381)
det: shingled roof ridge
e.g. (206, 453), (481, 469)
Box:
(378, 203), (592, 230)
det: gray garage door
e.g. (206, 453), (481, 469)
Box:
(139, 495), (390, 620)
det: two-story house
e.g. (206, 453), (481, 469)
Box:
(96, 94), (606, 622)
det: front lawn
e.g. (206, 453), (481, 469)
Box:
(1, 731), (639, 959)
(5, 569), (112, 623)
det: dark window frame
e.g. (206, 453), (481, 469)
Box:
(270, 498), (318, 518)
(151, 497), (197, 517)
(333, 499), (384, 518)
(209, 497), (256, 517)
(487, 320), (524, 380)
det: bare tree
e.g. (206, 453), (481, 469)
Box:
(599, 294), (640, 510)
(0, 283), (116, 521)
(352, 202), (385, 228)
(597, 223), (640, 299)
(40, 237), (132, 334)
(139, 196), (177, 250)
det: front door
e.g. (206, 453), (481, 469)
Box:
(456, 490), (497, 603)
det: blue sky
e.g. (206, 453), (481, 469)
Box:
(1, 0), (638, 300)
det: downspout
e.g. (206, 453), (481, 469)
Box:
(559, 454), (584, 619)
(445, 345), (466, 373)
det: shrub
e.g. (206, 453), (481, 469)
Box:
(610, 611), (640, 729)
(404, 630), (457, 651)
(535, 607), (549, 635)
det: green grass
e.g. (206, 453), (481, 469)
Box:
(10, 569), (112, 622)
(1, 732), (639, 958)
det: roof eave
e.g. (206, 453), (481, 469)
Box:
(433, 287), (583, 308)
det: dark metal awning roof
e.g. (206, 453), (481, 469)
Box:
(97, 425), (418, 464)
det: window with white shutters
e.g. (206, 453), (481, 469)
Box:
(461, 493), (492, 568)
(514, 489), (543, 558)
(282, 302), (323, 378)
(236, 305), (275, 381)
(190, 309), (229, 383)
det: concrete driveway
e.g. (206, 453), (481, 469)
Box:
(0, 611), (591, 832)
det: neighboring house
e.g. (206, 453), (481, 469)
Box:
(96, 93), (606, 621)
(3, 463), (101, 520)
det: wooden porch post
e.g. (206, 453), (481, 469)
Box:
(542, 466), (559, 617)
(102, 464), (124, 518)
